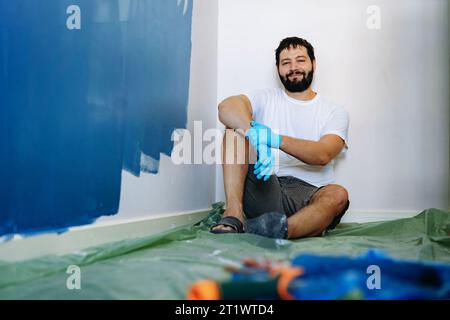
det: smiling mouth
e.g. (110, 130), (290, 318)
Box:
(289, 74), (303, 79)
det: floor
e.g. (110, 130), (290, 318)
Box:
(0, 203), (449, 299)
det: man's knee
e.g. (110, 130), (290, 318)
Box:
(313, 184), (349, 210)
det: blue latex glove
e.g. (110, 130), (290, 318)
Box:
(246, 121), (282, 149)
(253, 144), (274, 181)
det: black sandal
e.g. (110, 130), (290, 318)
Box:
(210, 216), (244, 234)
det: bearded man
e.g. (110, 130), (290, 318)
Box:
(211, 37), (350, 239)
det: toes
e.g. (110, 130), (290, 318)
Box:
(212, 225), (233, 232)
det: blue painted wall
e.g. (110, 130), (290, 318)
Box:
(0, 0), (192, 237)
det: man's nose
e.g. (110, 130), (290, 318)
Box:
(290, 66), (301, 74)
(290, 62), (301, 72)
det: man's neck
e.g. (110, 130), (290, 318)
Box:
(284, 87), (317, 101)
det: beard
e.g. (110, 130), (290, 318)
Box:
(279, 68), (314, 93)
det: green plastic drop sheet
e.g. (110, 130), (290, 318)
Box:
(0, 203), (449, 299)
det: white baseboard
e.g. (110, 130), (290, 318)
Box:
(341, 210), (419, 223)
(0, 209), (210, 263)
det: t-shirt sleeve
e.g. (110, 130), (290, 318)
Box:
(321, 106), (350, 150)
(242, 89), (270, 121)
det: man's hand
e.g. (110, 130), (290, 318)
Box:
(253, 144), (274, 181)
(246, 121), (282, 149)
(246, 121), (280, 181)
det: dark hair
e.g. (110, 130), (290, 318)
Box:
(275, 37), (315, 66)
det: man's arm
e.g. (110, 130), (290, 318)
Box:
(218, 95), (253, 132)
(280, 134), (345, 166)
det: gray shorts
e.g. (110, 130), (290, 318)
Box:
(243, 165), (349, 231)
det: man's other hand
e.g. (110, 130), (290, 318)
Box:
(246, 121), (282, 149)
(253, 144), (274, 181)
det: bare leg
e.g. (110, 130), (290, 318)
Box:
(287, 184), (349, 238)
(212, 128), (255, 231)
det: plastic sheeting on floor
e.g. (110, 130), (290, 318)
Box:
(0, 203), (449, 299)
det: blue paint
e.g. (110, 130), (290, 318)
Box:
(0, 0), (192, 237)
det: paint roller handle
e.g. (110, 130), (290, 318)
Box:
(187, 267), (303, 300)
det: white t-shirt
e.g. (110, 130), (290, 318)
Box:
(244, 88), (349, 187)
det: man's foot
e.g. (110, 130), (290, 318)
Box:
(210, 209), (245, 233)
(244, 212), (288, 239)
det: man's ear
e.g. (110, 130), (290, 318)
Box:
(312, 60), (316, 72)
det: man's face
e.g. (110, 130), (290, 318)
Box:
(278, 46), (315, 93)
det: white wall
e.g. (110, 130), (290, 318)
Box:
(1, 1), (448, 260)
(100, 0), (218, 222)
(215, 0), (450, 213)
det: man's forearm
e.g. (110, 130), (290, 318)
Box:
(280, 135), (330, 166)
